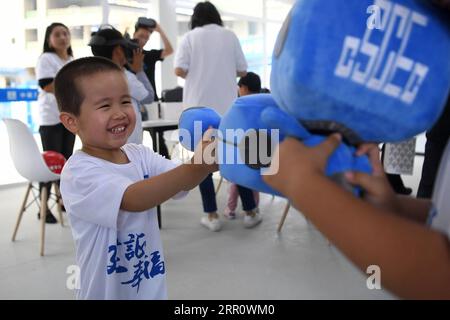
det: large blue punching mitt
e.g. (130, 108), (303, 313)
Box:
(178, 107), (221, 151)
(271, 0), (450, 143)
(261, 107), (372, 196)
(218, 94), (283, 195)
(218, 94), (371, 196)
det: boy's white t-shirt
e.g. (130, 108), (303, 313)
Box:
(36, 52), (73, 126)
(428, 141), (450, 239)
(60, 143), (186, 300)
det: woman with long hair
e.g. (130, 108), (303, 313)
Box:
(36, 22), (75, 223)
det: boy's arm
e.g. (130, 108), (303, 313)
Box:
(121, 162), (210, 212)
(265, 137), (450, 299)
(122, 129), (217, 212)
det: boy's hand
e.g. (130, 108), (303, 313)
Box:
(345, 143), (399, 212)
(264, 134), (341, 196)
(191, 127), (218, 174)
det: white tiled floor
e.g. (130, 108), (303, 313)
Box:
(0, 161), (426, 300)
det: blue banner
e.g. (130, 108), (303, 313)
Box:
(0, 88), (38, 102)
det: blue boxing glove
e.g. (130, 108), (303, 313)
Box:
(178, 107), (221, 151)
(261, 107), (372, 196)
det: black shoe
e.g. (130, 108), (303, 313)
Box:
(397, 187), (413, 195)
(37, 209), (58, 224)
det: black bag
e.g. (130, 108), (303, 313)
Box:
(161, 86), (183, 102)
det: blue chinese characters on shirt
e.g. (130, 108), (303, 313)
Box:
(107, 232), (165, 292)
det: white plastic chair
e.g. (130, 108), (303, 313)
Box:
(3, 118), (63, 256)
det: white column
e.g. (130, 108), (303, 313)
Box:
(101, 0), (110, 25)
(37, 0), (47, 44)
(262, 0), (269, 87)
(154, 0), (178, 93)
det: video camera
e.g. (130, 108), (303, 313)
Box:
(135, 17), (157, 30)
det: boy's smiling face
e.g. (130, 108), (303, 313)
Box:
(72, 70), (136, 157)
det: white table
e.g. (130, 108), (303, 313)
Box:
(142, 119), (178, 128)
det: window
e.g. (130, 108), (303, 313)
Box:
(24, 0), (37, 11)
(212, 0), (263, 19)
(25, 29), (38, 42)
(69, 26), (84, 40)
(248, 21), (259, 36)
(46, 0), (101, 9)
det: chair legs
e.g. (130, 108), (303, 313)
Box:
(277, 201), (291, 233)
(12, 183), (32, 241)
(276, 203), (325, 245)
(215, 176), (224, 194)
(53, 182), (64, 227)
(40, 186), (48, 256)
(12, 181), (64, 256)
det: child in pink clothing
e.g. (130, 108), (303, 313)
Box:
(224, 183), (259, 219)
(224, 72), (265, 220)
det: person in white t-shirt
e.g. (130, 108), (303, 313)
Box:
(54, 56), (217, 299)
(89, 25), (155, 145)
(35, 22), (75, 224)
(174, 1), (248, 232)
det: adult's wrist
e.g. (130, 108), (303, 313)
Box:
(285, 170), (329, 200)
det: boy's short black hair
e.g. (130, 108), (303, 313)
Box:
(238, 72), (262, 93)
(54, 56), (123, 116)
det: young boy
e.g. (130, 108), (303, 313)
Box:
(55, 56), (217, 299)
(263, 135), (450, 299)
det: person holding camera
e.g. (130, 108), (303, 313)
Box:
(130, 17), (174, 158)
(131, 17), (174, 102)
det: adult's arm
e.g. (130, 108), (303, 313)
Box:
(135, 70), (155, 104)
(156, 24), (174, 59)
(175, 67), (187, 79)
